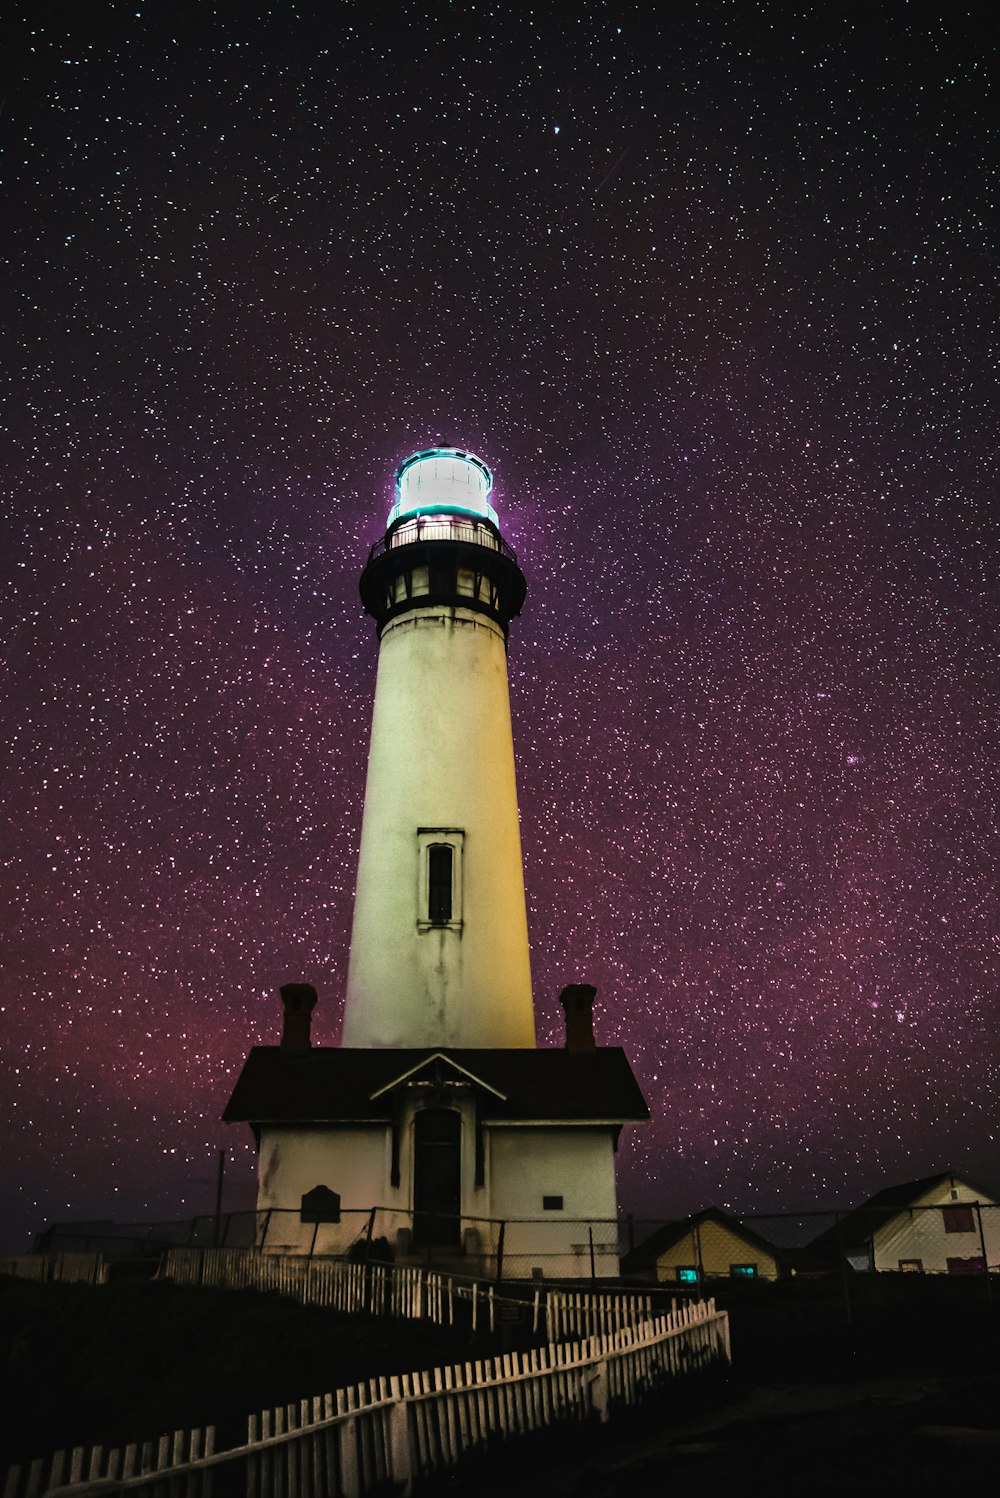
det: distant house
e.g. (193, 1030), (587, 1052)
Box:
(809, 1171), (999, 1274)
(622, 1207), (788, 1286)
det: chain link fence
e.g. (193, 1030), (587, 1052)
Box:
(28, 1201), (1000, 1295)
(31, 1209), (628, 1283)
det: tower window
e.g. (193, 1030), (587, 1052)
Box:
(416, 828), (464, 931)
(428, 845), (453, 924)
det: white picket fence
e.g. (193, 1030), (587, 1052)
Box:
(3, 1430), (217, 1498)
(3, 1298), (729, 1498)
(159, 1247), (671, 1340)
(544, 1287), (662, 1341)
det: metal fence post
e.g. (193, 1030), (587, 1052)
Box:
(259, 1209), (273, 1252)
(975, 1201), (992, 1304)
(836, 1211), (853, 1325)
(212, 1149), (225, 1247)
(496, 1221), (505, 1286)
(588, 1226), (597, 1286)
(362, 1207), (378, 1313)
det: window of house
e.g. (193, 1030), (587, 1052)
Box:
(542, 1195), (563, 1211)
(899, 1259), (923, 1272)
(416, 829), (464, 930)
(947, 1256), (985, 1275)
(730, 1264), (757, 1279)
(942, 1205), (975, 1233)
(677, 1266), (699, 1285)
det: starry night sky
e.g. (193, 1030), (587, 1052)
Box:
(3, 4), (996, 1250)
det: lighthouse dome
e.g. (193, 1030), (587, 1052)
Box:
(388, 447), (498, 527)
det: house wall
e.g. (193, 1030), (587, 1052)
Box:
(655, 1221), (780, 1283)
(871, 1179), (1000, 1273)
(255, 1106), (624, 1277)
(257, 1124), (392, 1253)
(487, 1127), (620, 1278)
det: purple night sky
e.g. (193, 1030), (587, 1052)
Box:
(2, 6), (996, 1250)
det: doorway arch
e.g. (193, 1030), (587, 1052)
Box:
(413, 1108), (461, 1247)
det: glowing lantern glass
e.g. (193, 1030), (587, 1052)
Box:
(388, 448), (498, 528)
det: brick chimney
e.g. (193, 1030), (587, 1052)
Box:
(559, 983), (597, 1050)
(280, 983), (317, 1050)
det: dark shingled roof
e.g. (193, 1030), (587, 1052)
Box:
(223, 1046), (649, 1126)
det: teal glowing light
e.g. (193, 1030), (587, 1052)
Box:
(388, 447), (498, 528)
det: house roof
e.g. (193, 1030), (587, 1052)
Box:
(808, 1170), (998, 1258)
(622, 1207), (787, 1273)
(223, 1045), (650, 1126)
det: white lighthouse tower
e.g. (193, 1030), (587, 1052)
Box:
(225, 446), (648, 1276)
(342, 447), (535, 1050)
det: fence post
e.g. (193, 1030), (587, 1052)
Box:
(975, 1201), (992, 1304)
(835, 1211), (853, 1326)
(259, 1209), (273, 1252)
(364, 1206), (378, 1312)
(496, 1222), (505, 1286)
(589, 1358), (610, 1423)
(212, 1149), (225, 1247)
(588, 1227), (597, 1286)
(388, 1381), (412, 1495)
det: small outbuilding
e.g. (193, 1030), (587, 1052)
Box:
(622, 1207), (788, 1286)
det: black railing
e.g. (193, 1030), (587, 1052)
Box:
(367, 515), (518, 567)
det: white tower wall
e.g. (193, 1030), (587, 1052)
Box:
(342, 602), (536, 1049)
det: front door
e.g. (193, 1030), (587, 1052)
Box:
(413, 1109), (461, 1247)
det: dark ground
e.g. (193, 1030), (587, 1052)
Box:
(464, 1274), (1000, 1497)
(0, 1271), (482, 1468)
(488, 1375), (1000, 1498)
(2, 1270), (998, 1492)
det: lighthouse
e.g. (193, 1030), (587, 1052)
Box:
(224, 448), (649, 1276)
(343, 448), (535, 1050)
